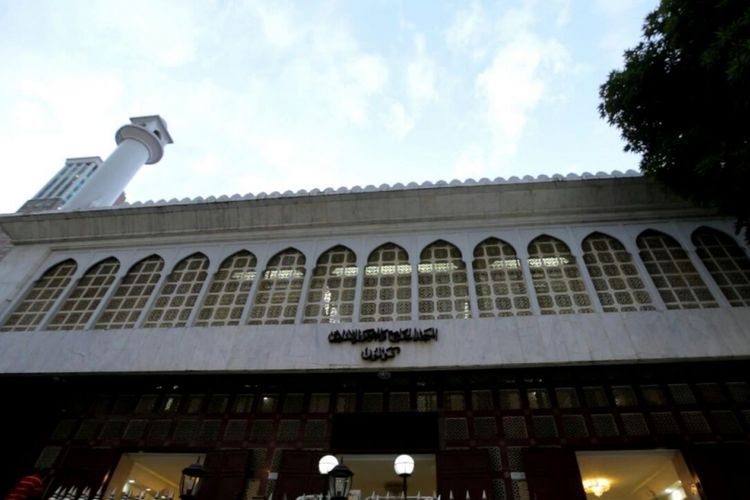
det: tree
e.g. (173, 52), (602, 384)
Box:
(599, 0), (750, 241)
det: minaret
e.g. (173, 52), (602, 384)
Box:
(63, 115), (172, 210)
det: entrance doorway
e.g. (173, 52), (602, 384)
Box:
(108, 453), (206, 499)
(575, 450), (697, 499)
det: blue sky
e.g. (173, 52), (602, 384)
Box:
(0, 0), (657, 213)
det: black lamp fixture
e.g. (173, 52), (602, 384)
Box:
(179, 458), (208, 500)
(318, 455), (339, 498)
(327, 463), (354, 500)
(393, 454), (415, 498)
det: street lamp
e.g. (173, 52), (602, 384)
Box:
(318, 455), (339, 498)
(393, 455), (415, 499)
(327, 464), (354, 500)
(179, 458), (208, 500)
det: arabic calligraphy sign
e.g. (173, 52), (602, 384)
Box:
(328, 327), (438, 361)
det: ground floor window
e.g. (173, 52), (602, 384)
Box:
(108, 453), (206, 499)
(575, 450), (697, 499)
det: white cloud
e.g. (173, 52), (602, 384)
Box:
(385, 101), (415, 139)
(445, 2), (487, 53)
(476, 35), (569, 163)
(407, 33), (438, 102)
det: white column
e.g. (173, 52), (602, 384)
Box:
(65, 140), (149, 210)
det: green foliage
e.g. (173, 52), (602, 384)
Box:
(600, 0), (750, 241)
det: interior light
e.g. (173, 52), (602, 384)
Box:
(582, 478), (611, 497)
(128, 480), (135, 484)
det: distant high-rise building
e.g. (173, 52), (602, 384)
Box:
(18, 157), (103, 213)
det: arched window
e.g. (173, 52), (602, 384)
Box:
(418, 240), (470, 320)
(582, 233), (654, 312)
(195, 251), (257, 327)
(144, 253), (210, 328)
(95, 255), (164, 329)
(249, 249), (306, 325)
(0, 259), (77, 331)
(47, 258), (120, 330)
(472, 238), (531, 317)
(637, 230), (716, 309)
(304, 246), (358, 324)
(692, 227), (750, 306)
(528, 235), (593, 314)
(360, 243), (412, 322)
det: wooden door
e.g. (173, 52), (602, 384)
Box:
(274, 451), (327, 500)
(53, 448), (118, 493)
(198, 451), (250, 500)
(522, 448), (585, 500)
(683, 444), (750, 499)
(436, 450), (492, 500)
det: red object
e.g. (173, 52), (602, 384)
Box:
(5, 474), (43, 500)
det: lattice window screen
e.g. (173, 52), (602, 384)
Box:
(473, 238), (531, 317)
(582, 233), (654, 312)
(196, 251), (257, 326)
(144, 253), (209, 328)
(692, 227), (750, 306)
(1, 259), (77, 332)
(95, 255), (164, 329)
(47, 258), (120, 330)
(637, 230), (717, 309)
(304, 246), (358, 324)
(528, 236), (593, 314)
(249, 249), (306, 325)
(418, 240), (471, 320)
(360, 243), (412, 322)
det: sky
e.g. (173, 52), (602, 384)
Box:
(0, 0), (658, 214)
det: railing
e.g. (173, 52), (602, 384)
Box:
(295, 490), (488, 500)
(46, 486), (175, 500)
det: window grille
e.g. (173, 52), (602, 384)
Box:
(473, 238), (531, 317)
(528, 236), (593, 314)
(304, 246), (357, 324)
(418, 240), (471, 319)
(360, 243), (412, 322)
(249, 249), (306, 325)
(1, 259), (77, 331)
(143, 253), (209, 328)
(95, 255), (164, 329)
(195, 251), (257, 326)
(47, 258), (120, 330)
(637, 230), (717, 309)
(581, 233), (654, 312)
(692, 227), (750, 306)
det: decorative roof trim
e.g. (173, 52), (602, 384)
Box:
(113, 169), (641, 209)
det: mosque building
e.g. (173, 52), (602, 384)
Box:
(0, 116), (748, 500)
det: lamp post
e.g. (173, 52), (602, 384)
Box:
(393, 455), (415, 499)
(179, 458), (208, 500)
(318, 455), (339, 498)
(327, 464), (354, 500)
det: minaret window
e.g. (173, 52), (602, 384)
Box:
(472, 238), (531, 317)
(195, 251), (257, 327)
(692, 227), (750, 306)
(47, 258), (120, 330)
(304, 246), (358, 324)
(360, 243), (412, 322)
(249, 249), (306, 325)
(581, 232), (654, 312)
(418, 240), (471, 320)
(637, 230), (717, 309)
(528, 235), (593, 314)
(95, 255), (164, 329)
(144, 253), (210, 328)
(0, 259), (77, 331)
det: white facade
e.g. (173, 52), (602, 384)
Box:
(0, 174), (748, 375)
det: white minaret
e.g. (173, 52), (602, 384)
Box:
(64, 115), (173, 210)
